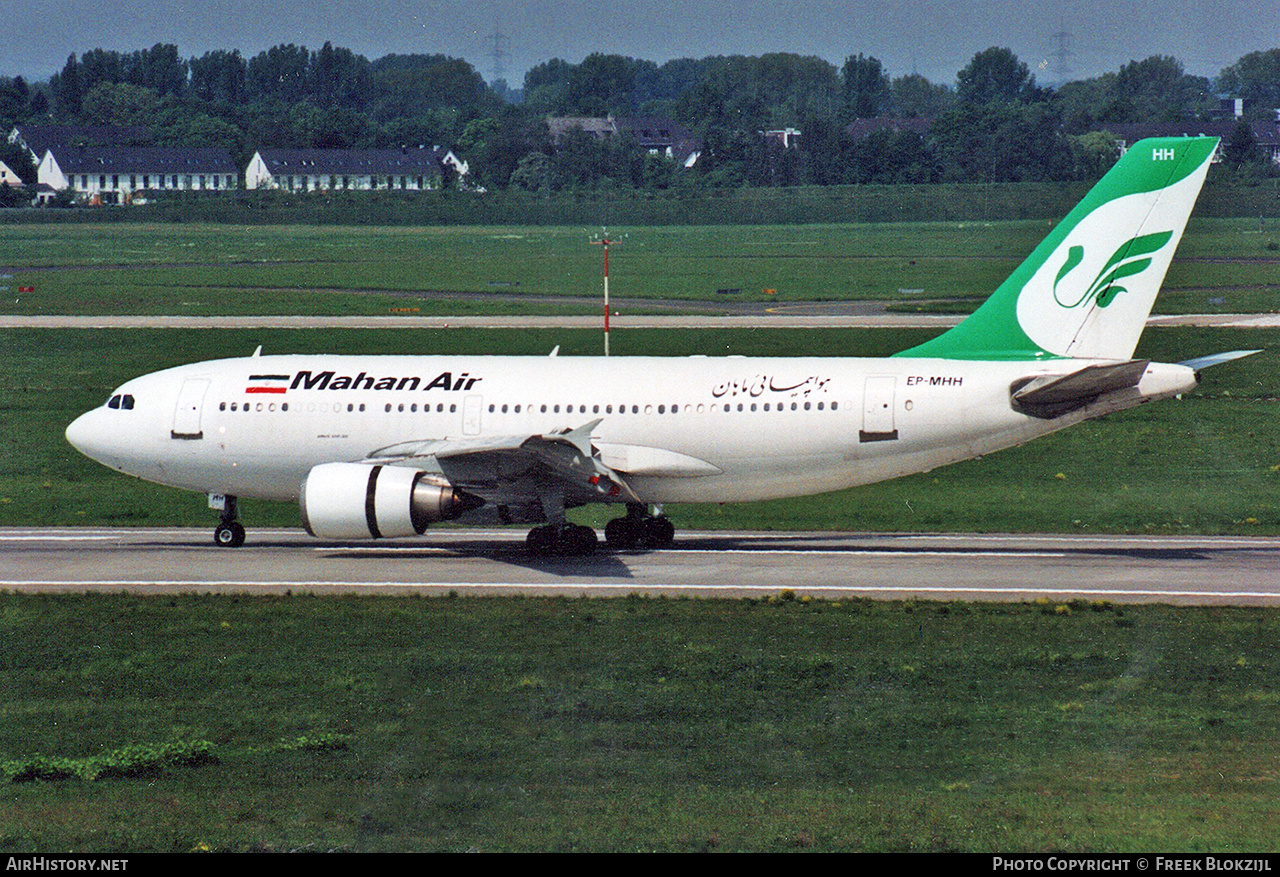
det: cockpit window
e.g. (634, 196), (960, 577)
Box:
(106, 394), (135, 410)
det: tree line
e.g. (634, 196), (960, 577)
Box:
(2, 43), (1278, 194)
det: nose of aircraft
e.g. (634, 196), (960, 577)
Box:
(65, 408), (109, 462)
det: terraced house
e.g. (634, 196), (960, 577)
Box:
(37, 145), (239, 204)
(244, 146), (469, 192)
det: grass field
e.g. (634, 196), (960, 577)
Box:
(3, 325), (1277, 535)
(3, 218), (1278, 316)
(1, 593), (1278, 852)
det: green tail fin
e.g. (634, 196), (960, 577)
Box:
(895, 136), (1218, 361)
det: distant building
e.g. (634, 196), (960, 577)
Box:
(8, 124), (153, 165)
(38, 146), (239, 204)
(546, 115), (702, 168)
(0, 160), (23, 187)
(244, 147), (469, 192)
(761, 127), (802, 149)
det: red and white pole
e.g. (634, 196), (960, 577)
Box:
(591, 236), (618, 356)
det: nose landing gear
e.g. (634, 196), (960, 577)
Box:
(210, 494), (246, 548)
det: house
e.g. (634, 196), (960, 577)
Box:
(0, 160), (24, 187)
(38, 146), (239, 204)
(762, 127), (802, 149)
(9, 124), (153, 165)
(244, 147), (468, 192)
(546, 115), (702, 168)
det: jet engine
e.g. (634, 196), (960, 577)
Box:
(300, 462), (479, 539)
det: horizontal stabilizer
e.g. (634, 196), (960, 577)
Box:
(1178, 349), (1262, 371)
(1012, 360), (1149, 419)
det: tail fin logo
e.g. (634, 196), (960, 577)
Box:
(1051, 231), (1174, 310)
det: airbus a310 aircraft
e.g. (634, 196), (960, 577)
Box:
(66, 136), (1255, 555)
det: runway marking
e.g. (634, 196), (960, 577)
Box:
(316, 546), (1067, 558)
(0, 534), (123, 542)
(2, 580), (1278, 601)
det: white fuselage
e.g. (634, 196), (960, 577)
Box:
(65, 353), (1197, 507)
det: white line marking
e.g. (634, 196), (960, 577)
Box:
(0, 534), (122, 542)
(316, 546), (1067, 558)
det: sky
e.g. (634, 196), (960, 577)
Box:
(6, 0), (1277, 87)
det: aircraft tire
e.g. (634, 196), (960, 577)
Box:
(560, 524), (598, 556)
(605, 517), (639, 549)
(643, 516), (675, 548)
(214, 521), (246, 548)
(526, 524), (558, 556)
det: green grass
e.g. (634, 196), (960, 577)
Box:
(3, 218), (1277, 316)
(0, 592), (1277, 852)
(3, 325), (1277, 535)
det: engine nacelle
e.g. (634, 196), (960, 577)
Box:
(300, 462), (478, 539)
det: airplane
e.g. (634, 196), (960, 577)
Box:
(65, 136), (1257, 556)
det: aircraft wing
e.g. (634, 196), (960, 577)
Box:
(365, 419), (643, 506)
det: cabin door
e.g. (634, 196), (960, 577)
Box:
(462, 394), (483, 435)
(860, 375), (898, 443)
(171, 378), (209, 440)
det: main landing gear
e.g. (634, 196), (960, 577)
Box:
(604, 503), (675, 551)
(524, 504), (676, 557)
(211, 494), (246, 548)
(525, 522), (599, 557)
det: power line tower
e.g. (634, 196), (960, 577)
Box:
(487, 26), (510, 84)
(1051, 28), (1073, 85)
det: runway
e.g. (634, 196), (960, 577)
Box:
(5, 527), (1280, 606)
